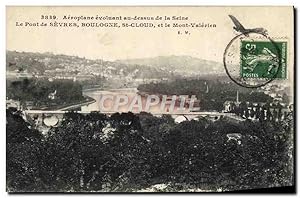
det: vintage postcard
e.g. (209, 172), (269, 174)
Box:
(6, 6), (295, 192)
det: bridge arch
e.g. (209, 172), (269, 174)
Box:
(174, 115), (189, 123)
(43, 115), (60, 127)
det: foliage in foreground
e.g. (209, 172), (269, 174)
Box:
(6, 109), (294, 192)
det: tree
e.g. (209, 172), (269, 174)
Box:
(6, 108), (44, 192)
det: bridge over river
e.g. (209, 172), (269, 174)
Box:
(22, 87), (246, 127)
(23, 110), (245, 127)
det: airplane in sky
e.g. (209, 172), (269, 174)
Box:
(229, 15), (268, 36)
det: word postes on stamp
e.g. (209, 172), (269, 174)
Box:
(240, 41), (287, 79)
(224, 32), (288, 88)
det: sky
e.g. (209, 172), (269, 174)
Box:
(6, 6), (293, 62)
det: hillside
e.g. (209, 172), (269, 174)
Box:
(116, 55), (223, 74)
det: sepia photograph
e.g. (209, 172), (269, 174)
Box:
(5, 6), (295, 193)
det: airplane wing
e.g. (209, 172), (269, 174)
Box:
(229, 15), (246, 31)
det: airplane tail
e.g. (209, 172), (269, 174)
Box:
(229, 15), (246, 31)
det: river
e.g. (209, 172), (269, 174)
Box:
(81, 88), (196, 114)
(81, 88), (138, 112)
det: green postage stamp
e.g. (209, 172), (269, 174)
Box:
(240, 41), (287, 79)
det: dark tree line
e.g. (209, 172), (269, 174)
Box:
(7, 79), (84, 109)
(7, 108), (294, 192)
(138, 79), (273, 111)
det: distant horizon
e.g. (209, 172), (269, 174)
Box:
(6, 49), (222, 63)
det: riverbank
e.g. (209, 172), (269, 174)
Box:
(42, 95), (96, 111)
